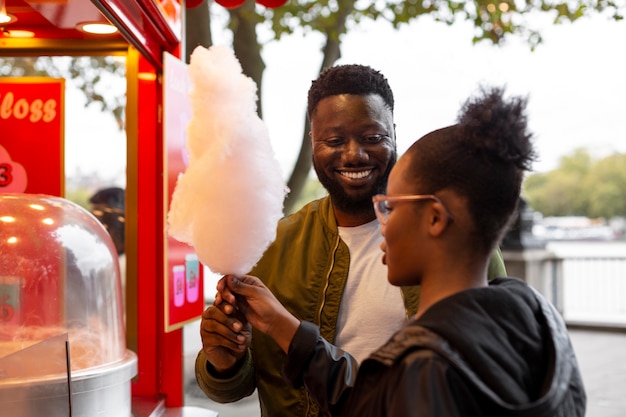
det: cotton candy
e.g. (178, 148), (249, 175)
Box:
(167, 45), (288, 276)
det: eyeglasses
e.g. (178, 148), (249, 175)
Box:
(372, 194), (454, 226)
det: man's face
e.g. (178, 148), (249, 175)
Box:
(310, 94), (396, 216)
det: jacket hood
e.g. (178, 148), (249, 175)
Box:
(384, 278), (584, 416)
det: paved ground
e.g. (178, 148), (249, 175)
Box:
(183, 326), (626, 417)
(568, 327), (626, 417)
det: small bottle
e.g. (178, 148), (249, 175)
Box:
(173, 265), (185, 307)
(185, 254), (199, 303)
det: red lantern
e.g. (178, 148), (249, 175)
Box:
(256, 0), (288, 8)
(215, 0), (246, 9)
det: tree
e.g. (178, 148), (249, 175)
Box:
(186, 0), (624, 213)
(524, 169), (587, 216)
(524, 148), (593, 216)
(584, 153), (626, 218)
(524, 148), (626, 219)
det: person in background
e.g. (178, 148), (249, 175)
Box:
(89, 187), (126, 291)
(195, 65), (507, 416)
(215, 85), (586, 417)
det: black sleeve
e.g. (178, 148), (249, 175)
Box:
(282, 321), (359, 415)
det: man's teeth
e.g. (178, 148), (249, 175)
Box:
(341, 170), (372, 179)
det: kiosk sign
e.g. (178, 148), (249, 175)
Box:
(0, 78), (65, 196)
(162, 52), (204, 331)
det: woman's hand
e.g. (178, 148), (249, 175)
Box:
(217, 274), (300, 353)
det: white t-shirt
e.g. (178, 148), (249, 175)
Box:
(334, 220), (407, 363)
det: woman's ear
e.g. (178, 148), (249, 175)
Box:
(427, 202), (451, 237)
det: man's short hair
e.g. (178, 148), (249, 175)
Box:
(307, 64), (394, 119)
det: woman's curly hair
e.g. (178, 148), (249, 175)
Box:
(404, 85), (536, 251)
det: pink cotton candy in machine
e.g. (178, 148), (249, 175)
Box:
(0, 193), (137, 417)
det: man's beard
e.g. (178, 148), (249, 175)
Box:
(313, 153), (397, 217)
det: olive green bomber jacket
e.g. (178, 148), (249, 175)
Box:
(195, 196), (507, 417)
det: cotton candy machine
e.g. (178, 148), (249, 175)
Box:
(0, 193), (137, 417)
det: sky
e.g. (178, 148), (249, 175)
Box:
(64, 8), (626, 186)
(65, 87), (127, 187)
(258, 10), (626, 177)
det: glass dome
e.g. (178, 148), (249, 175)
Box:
(0, 193), (136, 417)
(0, 193), (125, 365)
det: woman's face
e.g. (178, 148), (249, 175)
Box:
(379, 156), (429, 287)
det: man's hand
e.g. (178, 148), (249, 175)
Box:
(200, 281), (252, 375)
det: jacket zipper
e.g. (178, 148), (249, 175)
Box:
(400, 289), (411, 320)
(317, 234), (340, 326)
(308, 233), (340, 416)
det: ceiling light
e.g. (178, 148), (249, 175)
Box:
(0, 0), (15, 24)
(5, 29), (34, 38)
(77, 22), (118, 35)
(0, 13), (16, 25)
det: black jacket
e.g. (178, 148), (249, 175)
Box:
(283, 278), (586, 417)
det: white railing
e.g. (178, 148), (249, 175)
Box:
(504, 241), (626, 328)
(551, 256), (626, 327)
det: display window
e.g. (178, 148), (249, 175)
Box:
(0, 55), (127, 205)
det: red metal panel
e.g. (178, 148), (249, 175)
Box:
(152, 52), (184, 406)
(91, 0), (180, 68)
(129, 53), (183, 407)
(131, 54), (160, 397)
(136, 0), (181, 44)
(3, 0), (125, 40)
(26, 0), (105, 29)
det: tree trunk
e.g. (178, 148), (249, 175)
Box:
(184, 1), (212, 63)
(229, 0), (266, 118)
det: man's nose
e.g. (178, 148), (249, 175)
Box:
(344, 138), (367, 161)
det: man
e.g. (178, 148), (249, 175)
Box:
(195, 65), (507, 417)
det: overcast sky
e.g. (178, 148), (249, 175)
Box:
(259, 10), (626, 177)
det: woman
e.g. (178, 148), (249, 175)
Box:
(215, 86), (586, 416)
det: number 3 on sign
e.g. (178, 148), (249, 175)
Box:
(0, 145), (27, 192)
(0, 162), (13, 186)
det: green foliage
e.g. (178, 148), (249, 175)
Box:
(258, 0), (624, 49)
(584, 153), (626, 218)
(524, 148), (626, 219)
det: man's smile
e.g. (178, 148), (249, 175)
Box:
(338, 169), (373, 180)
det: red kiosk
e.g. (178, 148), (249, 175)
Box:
(1, 0), (208, 414)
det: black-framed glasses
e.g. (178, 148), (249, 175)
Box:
(372, 194), (454, 226)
